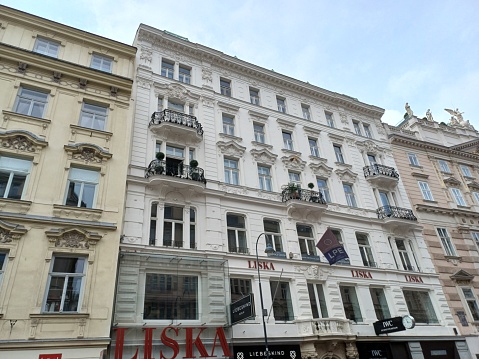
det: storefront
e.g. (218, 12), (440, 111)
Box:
(357, 340), (465, 359)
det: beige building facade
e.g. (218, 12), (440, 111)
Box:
(0, 6), (136, 359)
(387, 112), (479, 357)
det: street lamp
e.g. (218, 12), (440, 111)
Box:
(255, 233), (275, 359)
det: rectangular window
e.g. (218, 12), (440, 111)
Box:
(462, 288), (479, 321)
(168, 100), (184, 113)
(343, 183), (357, 207)
(357, 233), (376, 267)
(450, 188), (467, 206)
(277, 97), (286, 113)
(418, 181), (434, 201)
(438, 160), (451, 173)
(161, 60), (174, 79)
(473, 192), (479, 205)
(395, 239), (418, 271)
(270, 281), (294, 321)
(403, 290), (438, 324)
(163, 205), (183, 247)
(227, 214), (247, 254)
(253, 123), (265, 143)
(340, 286), (363, 322)
(222, 114), (235, 136)
(332, 229), (350, 265)
(316, 178), (331, 203)
(353, 121), (362, 136)
(79, 102), (108, 131)
(437, 228), (456, 256)
(307, 283), (328, 318)
(14, 87), (49, 118)
(363, 124), (373, 138)
(370, 288), (390, 320)
(65, 168), (99, 208)
(44, 256), (86, 312)
(0, 156), (32, 200)
(302, 105), (311, 120)
(224, 158), (239, 185)
(408, 153), (420, 166)
(189, 208), (196, 249)
(472, 232), (479, 251)
(144, 273), (198, 320)
(189, 105), (194, 116)
(333, 145), (344, 163)
(149, 202), (158, 245)
(297, 224), (318, 260)
(460, 165), (472, 177)
(309, 138), (320, 157)
(166, 145), (184, 158)
(179, 66), (191, 84)
(220, 78), (231, 97)
(0, 252), (7, 287)
(263, 219), (283, 252)
(90, 53), (113, 73)
(282, 132), (293, 150)
(250, 88), (260, 105)
(230, 278), (252, 304)
(34, 37), (60, 57)
(288, 171), (301, 184)
(325, 112), (335, 128)
(258, 165), (272, 191)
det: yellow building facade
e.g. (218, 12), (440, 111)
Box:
(0, 6), (136, 359)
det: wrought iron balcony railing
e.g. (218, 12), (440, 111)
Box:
(281, 187), (327, 204)
(376, 205), (417, 221)
(363, 164), (399, 179)
(150, 109), (204, 136)
(145, 159), (206, 184)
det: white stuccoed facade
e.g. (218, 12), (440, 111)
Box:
(114, 24), (471, 359)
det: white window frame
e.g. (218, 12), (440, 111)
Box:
(333, 145), (345, 163)
(277, 97), (287, 113)
(0, 252), (7, 288)
(220, 78), (231, 97)
(418, 181), (434, 201)
(353, 121), (362, 136)
(250, 88), (260, 105)
(282, 132), (294, 151)
(307, 283), (329, 318)
(33, 37), (60, 57)
(343, 183), (357, 207)
(302, 105), (311, 120)
(270, 280), (294, 321)
(309, 138), (320, 157)
(438, 160), (451, 173)
(460, 165), (472, 177)
(437, 228), (457, 256)
(258, 165), (272, 191)
(14, 87), (49, 118)
(222, 114), (235, 136)
(370, 287), (391, 321)
(263, 219), (283, 252)
(179, 65), (191, 84)
(403, 290), (438, 324)
(340, 285), (363, 323)
(356, 233), (375, 267)
(224, 158), (239, 185)
(253, 123), (265, 143)
(473, 192), (479, 205)
(461, 287), (479, 322)
(90, 53), (113, 73)
(325, 112), (335, 128)
(168, 100), (185, 113)
(297, 224), (317, 258)
(331, 229), (350, 264)
(394, 238), (419, 271)
(226, 214), (248, 254)
(316, 178), (331, 203)
(79, 102), (108, 131)
(472, 232), (479, 251)
(163, 205), (184, 247)
(64, 167), (99, 208)
(363, 124), (373, 138)
(288, 171), (301, 184)
(0, 156), (32, 200)
(161, 60), (174, 79)
(450, 188), (467, 206)
(408, 153), (420, 166)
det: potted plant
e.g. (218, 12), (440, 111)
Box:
(189, 159), (200, 181)
(155, 152), (165, 174)
(189, 159), (198, 168)
(288, 182), (300, 199)
(308, 182), (319, 202)
(308, 182), (314, 189)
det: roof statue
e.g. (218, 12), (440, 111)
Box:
(405, 102), (413, 118)
(426, 109), (433, 122)
(445, 108), (474, 130)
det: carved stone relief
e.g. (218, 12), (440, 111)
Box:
(217, 140), (246, 157)
(281, 155), (306, 171)
(250, 148), (277, 165)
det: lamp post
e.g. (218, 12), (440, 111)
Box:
(255, 233), (275, 359)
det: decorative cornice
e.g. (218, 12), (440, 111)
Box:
(217, 101), (240, 113)
(356, 139), (384, 154)
(0, 130), (48, 152)
(154, 82), (200, 102)
(303, 126), (321, 137)
(281, 155), (306, 171)
(250, 148), (277, 165)
(64, 143), (112, 163)
(443, 176), (462, 187)
(450, 269), (474, 282)
(328, 133), (346, 143)
(45, 227), (102, 249)
(216, 140), (246, 157)
(276, 118), (296, 131)
(248, 110), (269, 122)
(335, 168), (358, 182)
(411, 172), (429, 179)
(467, 181), (479, 190)
(309, 162), (333, 177)
(0, 220), (28, 243)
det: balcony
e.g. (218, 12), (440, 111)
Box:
(363, 164), (399, 188)
(377, 205), (419, 232)
(145, 159), (206, 190)
(312, 318), (353, 339)
(149, 109), (203, 143)
(281, 186), (327, 219)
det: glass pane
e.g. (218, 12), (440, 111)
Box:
(15, 99), (31, 115)
(264, 220), (280, 233)
(9, 174), (27, 199)
(164, 206), (183, 220)
(163, 222), (172, 245)
(45, 276), (65, 312)
(227, 215), (245, 228)
(62, 277), (82, 311)
(307, 284), (319, 318)
(227, 230), (237, 251)
(80, 183), (96, 208)
(174, 223), (183, 246)
(68, 168), (99, 184)
(65, 182), (81, 206)
(316, 284), (328, 317)
(92, 114), (106, 131)
(31, 102), (45, 118)
(270, 281), (293, 321)
(53, 257), (85, 273)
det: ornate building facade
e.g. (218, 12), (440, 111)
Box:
(114, 25), (470, 359)
(0, 6), (136, 358)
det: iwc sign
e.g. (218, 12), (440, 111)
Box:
(234, 344), (301, 359)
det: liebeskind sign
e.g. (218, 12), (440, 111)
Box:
(231, 294), (254, 325)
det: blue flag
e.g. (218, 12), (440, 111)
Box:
(316, 228), (349, 265)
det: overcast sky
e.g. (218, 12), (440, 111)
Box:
(3, 0), (478, 129)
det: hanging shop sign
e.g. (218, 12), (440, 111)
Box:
(373, 316), (406, 335)
(231, 294), (255, 325)
(234, 344), (301, 359)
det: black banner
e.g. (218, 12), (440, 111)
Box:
(230, 294), (254, 325)
(234, 344), (301, 359)
(373, 317), (405, 335)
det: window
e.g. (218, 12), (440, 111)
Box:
(307, 283), (328, 318)
(258, 166), (272, 191)
(309, 138), (320, 157)
(0, 156), (32, 200)
(438, 160), (451, 173)
(316, 179), (331, 203)
(189, 208), (196, 249)
(163, 205), (183, 247)
(325, 112), (335, 128)
(340, 286), (363, 322)
(297, 225), (318, 260)
(157, 97), (164, 112)
(437, 228), (456, 256)
(473, 192), (479, 205)
(230, 278), (252, 303)
(90, 53), (113, 73)
(282, 132), (293, 150)
(263, 219), (283, 252)
(472, 232), (479, 251)
(270, 281), (294, 321)
(288, 171), (301, 184)
(302, 105), (311, 120)
(179, 66), (191, 84)
(357, 233), (375, 267)
(408, 153), (420, 166)
(462, 288), (479, 321)
(395, 239), (419, 271)
(188, 105), (194, 116)
(224, 158), (239, 185)
(161, 60), (174, 79)
(370, 288), (390, 321)
(460, 165), (472, 177)
(168, 100), (184, 113)
(250, 88), (260, 105)
(253, 123), (265, 143)
(14, 87), (48, 118)
(33, 37), (60, 57)
(220, 79), (231, 97)
(65, 168), (99, 208)
(0, 252), (6, 287)
(331, 229), (350, 265)
(166, 145), (184, 158)
(353, 121), (362, 136)
(343, 183), (357, 207)
(227, 214), (247, 254)
(149, 202), (158, 245)
(403, 290), (438, 324)
(418, 181), (434, 201)
(144, 273), (198, 320)
(333, 145), (344, 163)
(363, 124), (373, 138)
(79, 102), (108, 131)
(222, 114), (235, 136)
(44, 256), (86, 312)
(450, 188), (467, 206)
(277, 97), (286, 113)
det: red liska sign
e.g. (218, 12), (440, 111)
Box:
(39, 355), (62, 359)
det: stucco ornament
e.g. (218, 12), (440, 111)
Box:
(216, 140), (246, 157)
(405, 102), (413, 118)
(250, 148), (277, 165)
(1, 135), (36, 152)
(202, 68), (213, 84)
(282, 155), (306, 171)
(445, 108), (474, 129)
(140, 47), (152, 66)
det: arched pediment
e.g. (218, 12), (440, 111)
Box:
(216, 140), (246, 157)
(45, 228), (101, 249)
(154, 82), (200, 102)
(309, 162), (333, 177)
(467, 181), (479, 190)
(0, 220), (27, 243)
(64, 143), (112, 163)
(250, 148), (277, 165)
(0, 130), (48, 152)
(281, 155), (306, 171)
(356, 139), (382, 154)
(335, 168), (358, 182)
(443, 177), (462, 187)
